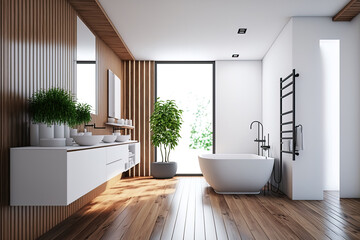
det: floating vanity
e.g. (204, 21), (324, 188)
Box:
(10, 141), (140, 206)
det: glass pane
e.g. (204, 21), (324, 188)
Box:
(77, 64), (96, 114)
(156, 63), (213, 174)
(77, 17), (96, 61)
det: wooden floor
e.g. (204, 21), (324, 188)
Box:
(39, 177), (360, 240)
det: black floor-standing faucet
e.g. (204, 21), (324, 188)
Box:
(261, 133), (271, 158)
(250, 121), (266, 155)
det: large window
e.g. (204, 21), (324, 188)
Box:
(156, 62), (214, 174)
(76, 17), (97, 114)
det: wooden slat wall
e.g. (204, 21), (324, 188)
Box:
(123, 61), (155, 177)
(0, 0), (125, 239)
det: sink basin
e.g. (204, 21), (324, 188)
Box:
(116, 135), (130, 142)
(73, 135), (104, 146)
(103, 135), (117, 143)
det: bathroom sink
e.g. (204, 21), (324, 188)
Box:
(73, 135), (104, 146)
(116, 135), (130, 142)
(103, 135), (117, 143)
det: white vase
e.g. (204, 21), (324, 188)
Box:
(39, 123), (54, 139)
(70, 128), (78, 137)
(30, 123), (39, 146)
(54, 124), (64, 138)
(66, 138), (73, 146)
(64, 125), (70, 138)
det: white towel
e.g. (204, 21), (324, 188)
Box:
(295, 125), (304, 151)
(283, 140), (291, 151)
(288, 125), (303, 151)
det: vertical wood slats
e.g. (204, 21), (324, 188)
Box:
(123, 61), (155, 177)
(0, 0), (96, 239)
(1, 1), (127, 238)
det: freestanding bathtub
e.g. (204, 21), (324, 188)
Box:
(198, 154), (274, 194)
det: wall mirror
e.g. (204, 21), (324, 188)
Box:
(76, 16), (97, 114)
(108, 69), (121, 119)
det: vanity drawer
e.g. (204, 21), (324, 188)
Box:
(106, 159), (124, 180)
(67, 148), (107, 204)
(107, 145), (128, 164)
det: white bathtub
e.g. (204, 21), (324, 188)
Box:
(198, 154), (274, 194)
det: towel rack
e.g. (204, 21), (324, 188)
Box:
(280, 69), (299, 162)
(271, 69), (300, 190)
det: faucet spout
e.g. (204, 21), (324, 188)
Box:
(250, 120), (263, 130)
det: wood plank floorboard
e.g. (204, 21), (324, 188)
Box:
(39, 177), (360, 240)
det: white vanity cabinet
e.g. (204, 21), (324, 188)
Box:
(10, 142), (140, 206)
(67, 148), (107, 204)
(106, 145), (128, 180)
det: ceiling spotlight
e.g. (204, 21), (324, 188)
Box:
(237, 28), (247, 34)
(232, 54), (239, 58)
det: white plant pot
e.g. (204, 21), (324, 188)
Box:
(54, 124), (64, 138)
(64, 125), (70, 138)
(70, 128), (78, 137)
(30, 123), (39, 146)
(66, 138), (73, 146)
(39, 123), (54, 139)
(40, 138), (66, 147)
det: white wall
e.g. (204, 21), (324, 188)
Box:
(292, 17), (360, 199)
(339, 16), (360, 198)
(262, 19), (293, 198)
(320, 40), (340, 191)
(216, 61), (262, 154)
(263, 16), (360, 199)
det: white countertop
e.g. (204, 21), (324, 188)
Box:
(11, 140), (138, 152)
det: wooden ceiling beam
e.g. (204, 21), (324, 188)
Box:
(333, 0), (360, 21)
(68, 0), (135, 60)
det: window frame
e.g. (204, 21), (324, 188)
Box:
(75, 16), (98, 115)
(154, 61), (216, 175)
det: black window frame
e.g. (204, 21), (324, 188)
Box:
(154, 61), (216, 176)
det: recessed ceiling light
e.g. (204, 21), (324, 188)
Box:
(237, 28), (247, 34)
(232, 54), (239, 58)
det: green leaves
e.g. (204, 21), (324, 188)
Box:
(29, 87), (92, 127)
(189, 100), (213, 151)
(29, 88), (76, 126)
(67, 102), (92, 128)
(150, 98), (183, 162)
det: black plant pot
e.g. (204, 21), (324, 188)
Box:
(151, 162), (177, 179)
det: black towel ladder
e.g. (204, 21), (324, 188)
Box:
(280, 69), (300, 162)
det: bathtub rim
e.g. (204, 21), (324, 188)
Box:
(199, 153), (274, 161)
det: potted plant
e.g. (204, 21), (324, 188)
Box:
(150, 98), (183, 178)
(75, 103), (92, 126)
(29, 90), (46, 145)
(69, 103), (92, 136)
(29, 88), (76, 142)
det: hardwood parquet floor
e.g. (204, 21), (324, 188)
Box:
(39, 177), (360, 240)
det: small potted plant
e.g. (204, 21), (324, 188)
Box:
(29, 88), (76, 143)
(75, 103), (92, 126)
(150, 98), (183, 178)
(69, 103), (92, 136)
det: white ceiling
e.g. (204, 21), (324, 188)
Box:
(98, 0), (348, 61)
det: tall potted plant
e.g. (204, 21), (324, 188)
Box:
(150, 98), (183, 178)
